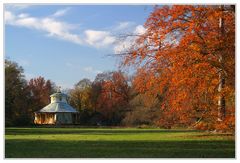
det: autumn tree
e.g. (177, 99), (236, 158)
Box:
(118, 5), (235, 131)
(93, 71), (130, 125)
(69, 78), (93, 111)
(27, 76), (56, 115)
(67, 78), (94, 124)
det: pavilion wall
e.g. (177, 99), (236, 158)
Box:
(34, 113), (55, 124)
(34, 112), (79, 125)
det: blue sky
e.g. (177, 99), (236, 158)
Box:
(5, 4), (154, 89)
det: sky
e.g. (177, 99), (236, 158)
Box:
(4, 4), (154, 89)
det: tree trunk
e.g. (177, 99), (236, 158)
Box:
(218, 5), (226, 121)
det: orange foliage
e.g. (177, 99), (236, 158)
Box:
(121, 5), (235, 131)
(95, 71), (130, 123)
(27, 76), (54, 106)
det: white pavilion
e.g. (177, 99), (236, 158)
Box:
(34, 90), (79, 125)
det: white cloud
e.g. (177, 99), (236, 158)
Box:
(114, 38), (133, 54)
(113, 25), (146, 54)
(84, 30), (116, 48)
(134, 25), (146, 35)
(118, 22), (131, 29)
(5, 4), (32, 11)
(15, 17), (39, 28)
(114, 21), (135, 31)
(18, 13), (29, 18)
(52, 8), (70, 17)
(4, 8), (145, 52)
(5, 9), (115, 48)
(41, 18), (82, 44)
(5, 11), (15, 23)
(83, 66), (102, 74)
(83, 66), (93, 72)
(5, 10), (83, 45)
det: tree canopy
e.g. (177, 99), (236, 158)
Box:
(118, 5), (235, 131)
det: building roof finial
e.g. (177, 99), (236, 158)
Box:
(57, 86), (61, 93)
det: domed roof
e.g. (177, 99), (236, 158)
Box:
(38, 102), (78, 113)
(36, 91), (78, 113)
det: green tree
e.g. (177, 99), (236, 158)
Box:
(68, 78), (94, 124)
(69, 78), (93, 111)
(5, 59), (30, 126)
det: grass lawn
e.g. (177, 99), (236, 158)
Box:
(5, 127), (235, 158)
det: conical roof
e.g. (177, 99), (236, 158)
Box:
(36, 91), (78, 113)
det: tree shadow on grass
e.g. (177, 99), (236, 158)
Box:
(5, 139), (235, 158)
(5, 128), (200, 135)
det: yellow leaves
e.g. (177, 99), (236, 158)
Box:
(189, 43), (201, 52)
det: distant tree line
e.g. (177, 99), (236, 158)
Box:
(4, 59), (164, 128)
(4, 57), (235, 132)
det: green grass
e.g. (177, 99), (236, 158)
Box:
(5, 127), (235, 158)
